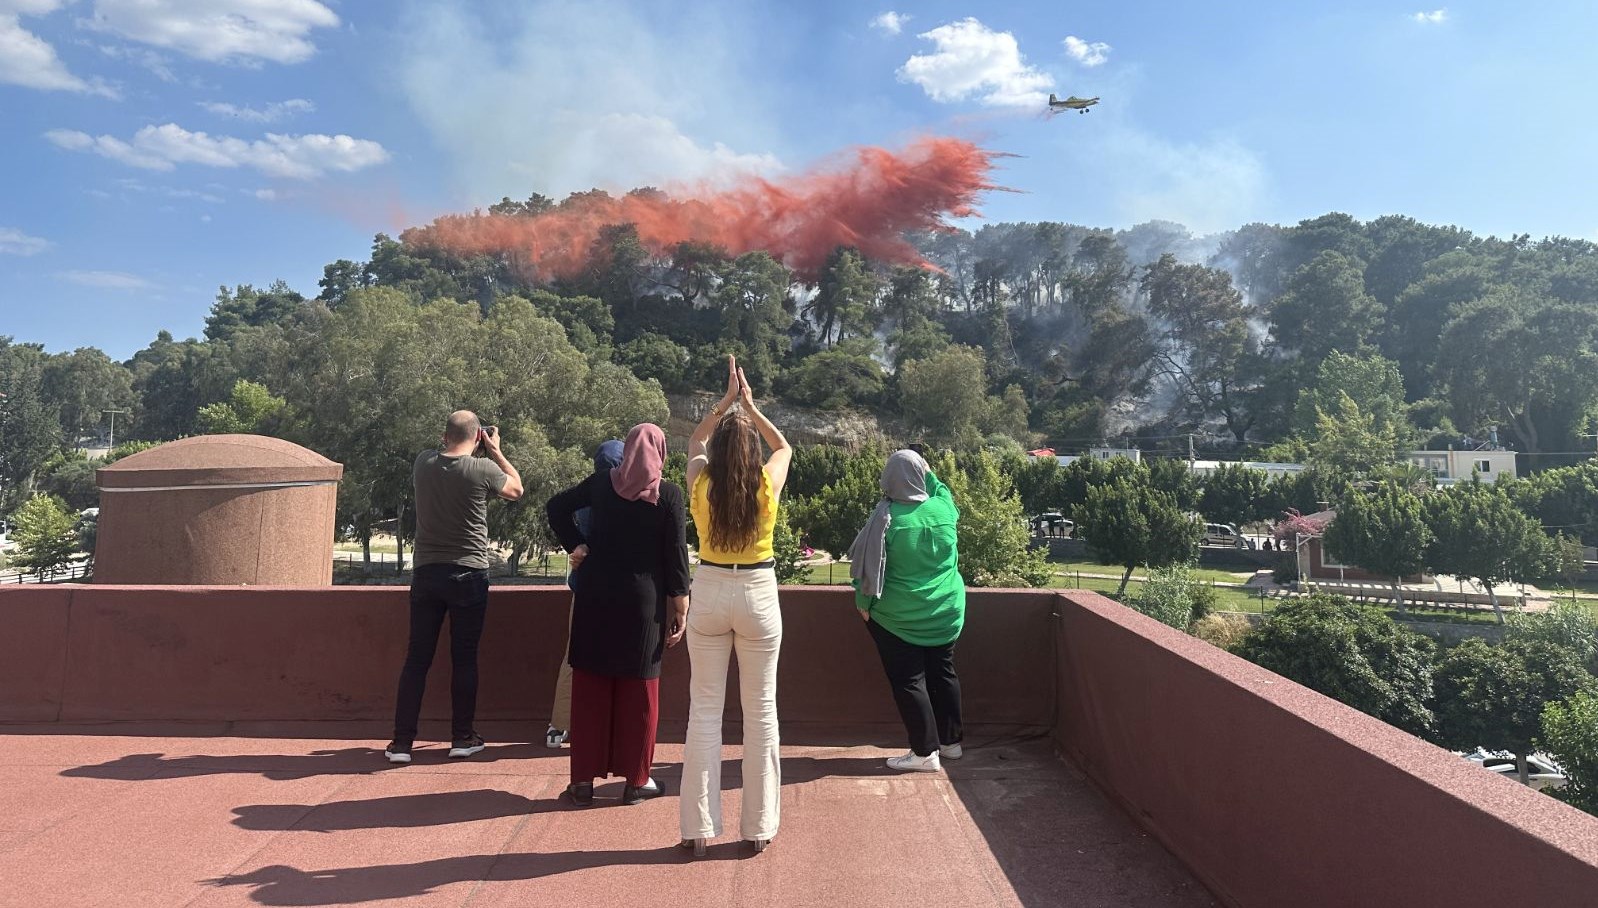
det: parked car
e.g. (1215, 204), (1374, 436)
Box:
(1460, 748), (1568, 791)
(1200, 522), (1252, 549)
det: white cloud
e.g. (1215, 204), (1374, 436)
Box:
(83, 0), (339, 64)
(870, 11), (909, 36)
(113, 177), (225, 203)
(198, 98), (315, 123)
(1063, 35), (1110, 67)
(0, 0), (119, 96)
(46, 123), (390, 179)
(1412, 9), (1447, 24)
(0, 226), (52, 256)
(395, 1), (783, 201)
(58, 269), (156, 290)
(251, 188), (278, 201)
(898, 17), (1053, 108)
(97, 43), (177, 82)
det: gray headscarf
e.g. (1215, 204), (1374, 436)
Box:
(848, 450), (931, 599)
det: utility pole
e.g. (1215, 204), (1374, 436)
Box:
(102, 408), (129, 449)
(1187, 433), (1196, 466)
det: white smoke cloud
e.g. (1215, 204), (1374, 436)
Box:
(83, 0), (340, 64)
(394, 0), (783, 202)
(46, 123), (390, 179)
(0, 0), (118, 96)
(1062, 35), (1110, 67)
(1094, 128), (1268, 235)
(0, 226), (52, 256)
(870, 11), (909, 36)
(1411, 9), (1448, 24)
(898, 17), (1053, 108)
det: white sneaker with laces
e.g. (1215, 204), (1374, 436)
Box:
(939, 742), (963, 761)
(886, 750), (942, 773)
(545, 726), (569, 748)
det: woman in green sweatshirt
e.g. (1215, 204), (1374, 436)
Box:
(848, 449), (966, 773)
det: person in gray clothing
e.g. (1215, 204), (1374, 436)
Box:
(386, 410), (524, 764)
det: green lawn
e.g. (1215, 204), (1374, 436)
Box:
(328, 547), (1524, 628)
(1046, 559), (1258, 586)
(334, 542), (399, 554)
(1048, 573), (1266, 612)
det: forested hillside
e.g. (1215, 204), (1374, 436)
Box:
(6, 202), (1598, 557)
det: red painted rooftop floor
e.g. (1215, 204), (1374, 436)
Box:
(0, 727), (1215, 907)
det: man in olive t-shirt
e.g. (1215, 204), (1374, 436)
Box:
(386, 410), (524, 764)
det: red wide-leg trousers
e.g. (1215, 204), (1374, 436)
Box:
(569, 667), (659, 787)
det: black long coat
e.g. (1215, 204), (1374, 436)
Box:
(546, 473), (690, 680)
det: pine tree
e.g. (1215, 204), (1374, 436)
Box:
(12, 494), (79, 578)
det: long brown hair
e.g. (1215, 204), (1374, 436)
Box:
(706, 409), (763, 552)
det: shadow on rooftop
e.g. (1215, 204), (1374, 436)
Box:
(941, 740), (1219, 908)
(231, 789), (549, 832)
(207, 846), (749, 906)
(58, 744), (555, 781)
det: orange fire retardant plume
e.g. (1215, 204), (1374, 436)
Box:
(401, 137), (1007, 281)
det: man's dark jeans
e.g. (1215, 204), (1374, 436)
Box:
(392, 563), (490, 745)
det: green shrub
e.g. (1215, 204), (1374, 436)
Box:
(1130, 564), (1210, 630)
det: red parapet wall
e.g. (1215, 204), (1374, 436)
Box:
(0, 585), (1057, 732)
(7, 583), (1598, 903)
(1051, 589), (1598, 906)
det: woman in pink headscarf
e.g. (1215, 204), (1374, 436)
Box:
(546, 423), (690, 807)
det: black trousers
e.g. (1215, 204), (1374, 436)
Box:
(393, 563), (490, 744)
(867, 619), (963, 757)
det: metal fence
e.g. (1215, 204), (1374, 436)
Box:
(2, 563), (91, 584)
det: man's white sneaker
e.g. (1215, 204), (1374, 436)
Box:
(545, 726), (569, 749)
(939, 742), (963, 761)
(886, 750), (942, 773)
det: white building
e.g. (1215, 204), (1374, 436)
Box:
(1188, 460), (1307, 480)
(1087, 446), (1141, 463)
(1032, 446), (1143, 468)
(1407, 449), (1518, 484)
(1035, 447), (1517, 485)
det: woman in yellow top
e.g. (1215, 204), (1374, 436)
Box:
(679, 355), (792, 857)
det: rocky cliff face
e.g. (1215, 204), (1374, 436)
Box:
(665, 392), (902, 449)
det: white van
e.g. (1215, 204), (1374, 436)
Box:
(1201, 522), (1249, 548)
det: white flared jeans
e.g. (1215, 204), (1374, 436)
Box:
(678, 564), (783, 841)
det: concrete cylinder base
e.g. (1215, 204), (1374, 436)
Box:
(93, 435), (343, 585)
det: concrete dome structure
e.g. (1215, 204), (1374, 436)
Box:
(94, 435), (343, 585)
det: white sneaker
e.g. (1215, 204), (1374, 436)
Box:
(939, 742), (963, 761)
(886, 750), (942, 773)
(545, 726), (569, 749)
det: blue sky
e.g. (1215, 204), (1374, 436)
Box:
(3, 0), (1596, 359)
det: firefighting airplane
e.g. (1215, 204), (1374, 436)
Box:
(1047, 93), (1100, 114)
